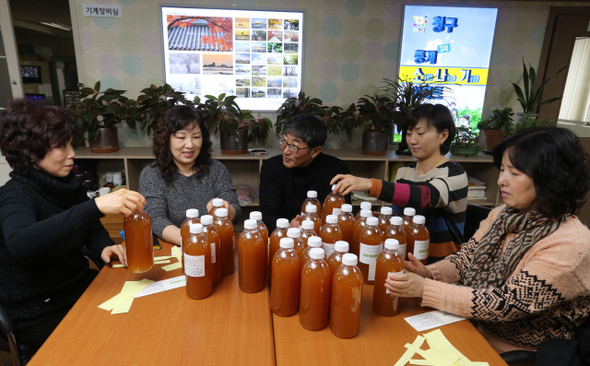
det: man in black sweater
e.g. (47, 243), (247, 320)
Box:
(260, 114), (350, 232)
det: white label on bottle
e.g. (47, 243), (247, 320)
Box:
(359, 242), (383, 281)
(184, 253), (205, 277)
(386, 269), (405, 294)
(323, 242), (335, 258)
(414, 239), (430, 260)
(398, 243), (407, 260)
(210, 242), (217, 263)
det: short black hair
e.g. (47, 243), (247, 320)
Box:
(282, 113), (327, 148)
(405, 104), (456, 154)
(493, 126), (590, 218)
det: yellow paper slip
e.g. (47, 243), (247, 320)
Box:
(162, 246), (183, 271)
(98, 278), (154, 314)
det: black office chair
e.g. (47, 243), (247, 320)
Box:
(464, 203), (492, 240)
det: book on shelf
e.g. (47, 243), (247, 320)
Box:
(468, 176), (486, 199)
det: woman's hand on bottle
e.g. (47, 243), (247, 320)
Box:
(405, 252), (433, 279)
(385, 271), (425, 298)
(95, 188), (146, 217)
(206, 198), (236, 220)
(330, 174), (372, 196)
(290, 215), (302, 228)
(101, 244), (127, 266)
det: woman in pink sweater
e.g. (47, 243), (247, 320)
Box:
(387, 126), (590, 353)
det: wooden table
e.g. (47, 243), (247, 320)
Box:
(27, 242), (275, 366)
(273, 286), (508, 366)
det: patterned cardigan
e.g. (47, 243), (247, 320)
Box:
(422, 205), (590, 353)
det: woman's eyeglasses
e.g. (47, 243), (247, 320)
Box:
(279, 137), (311, 154)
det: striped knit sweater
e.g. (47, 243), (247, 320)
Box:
(423, 206), (590, 353)
(370, 160), (468, 262)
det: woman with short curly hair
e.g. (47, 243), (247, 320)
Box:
(139, 105), (240, 245)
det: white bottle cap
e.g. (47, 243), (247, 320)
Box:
(326, 215), (338, 224)
(186, 209), (199, 219)
(216, 208), (229, 218)
(301, 220), (315, 230)
(331, 184), (337, 191)
(287, 228), (301, 238)
(360, 209), (372, 218)
(307, 190), (317, 198)
(341, 204), (353, 213)
(384, 238), (400, 250)
(244, 219), (257, 230)
(342, 253), (358, 266)
(367, 216), (379, 226)
(250, 211), (262, 221)
(201, 215), (213, 225)
(307, 236), (322, 248)
(380, 206), (393, 216)
(305, 204), (317, 213)
(413, 215), (426, 225)
(189, 223), (203, 234)
(332, 208), (342, 216)
(309, 247), (325, 260)
(279, 237), (294, 249)
(212, 198), (224, 207)
(276, 218), (289, 229)
(390, 216), (403, 226)
(335, 240), (349, 253)
(404, 207), (416, 216)
(360, 201), (372, 210)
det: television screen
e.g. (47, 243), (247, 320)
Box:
(21, 66), (42, 84)
(161, 6), (304, 111)
(398, 5), (498, 131)
(24, 93), (46, 102)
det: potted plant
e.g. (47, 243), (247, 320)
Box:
(274, 91), (342, 137)
(200, 93), (272, 154)
(450, 125), (480, 156)
(477, 107), (514, 152)
(510, 59), (565, 121)
(68, 81), (135, 153)
(354, 94), (396, 156)
(506, 113), (555, 135)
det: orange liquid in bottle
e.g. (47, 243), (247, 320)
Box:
(250, 211), (269, 281)
(268, 219), (289, 283)
(301, 236), (323, 267)
(238, 220), (265, 293)
(330, 254), (363, 338)
(300, 248), (331, 330)
(410, 215), (430, 265)
(351, 210), (371, 257)
(355, 202), (372, 219)
(338, 205), (355, 246)
(300, 220), (317, 247)
(201, 215), (222, 286)
(378, 207), (393, 233)
(302, 206), (322, 235)
(180, 209), (200, 247)
(358, 217), (383, 285)
(328, 241), (349, 276)
(124, 211), (154, 273)
(301, 190), (321, 216)
(384, 216), (408, 260)
(373, 239), (405, 316)
(319, 215), (342, 258)
(213, 209), (235, 276)
(322, 187), (345, 225)
(184, 224), (212, 299)
(270, 239), (301, 316)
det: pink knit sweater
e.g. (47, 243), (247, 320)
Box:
(422, 206), (590, 353)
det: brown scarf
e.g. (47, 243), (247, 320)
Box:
(462, 206), (567, 289)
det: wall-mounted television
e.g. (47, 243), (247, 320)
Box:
(21, 65), (42, 84)
(160, 6), (304, 111)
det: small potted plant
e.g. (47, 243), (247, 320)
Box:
(274, 91), (342, 137)
(354, 94), (396, 155)
(477, 107), (514, 152)
(450, 125), (480, 156)
(68, 81), (135, 153)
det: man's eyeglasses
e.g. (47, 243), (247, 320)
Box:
(279, 137), (311, 154)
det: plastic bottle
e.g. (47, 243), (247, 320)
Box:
(378, 206), (393, 233)
(330, 253), (363, 338)
(184, 223), (212, 299)
(213, 208), (235, 276)
(301, 235), (323, 266)
(373, 239), (405, 316)
(410, 215), (430, 265)
(300, 219), (317, 247)
(384, 216), (408, 260)
(270, 238), (301, 316)
(180, 209), (200, 248)
(351, 209), (372, 257)
(268, 218), (289, 283)
(328, 240), (349, 276)
(250, 211), (269, 279)
(322, 185), (345, 224)
(403, 207), (416, 259)
(319, 214), (343, 258)
(201, 215), (222, 286)
(332, 207), (343, 218)
(300, 247), (331, 330)
(355, 201), (372, 219)
(287, 228), (305, 264)
(338, 204), (356, 246)
(301, 204), (322, 235)
(209, 197), (225, 216)
(124, 211), (154, 273)
(238, 219), (265, 293)
(358, 216), (383, 284)
(301, 190), (321, 216)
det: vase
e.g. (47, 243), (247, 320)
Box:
(361, 131), (388, 156)
(450, 144), (480, 156)
(88, 127), (119, 153)
(482, 130), (504, 152)
(220, 129), (248, 155)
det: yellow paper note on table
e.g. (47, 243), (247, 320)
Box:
(162, 246), (183, 271)
(98, 278), (154, 314)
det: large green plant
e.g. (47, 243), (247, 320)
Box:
(354, 94), (396, 137)
(274, 91), (342, 137)
(478, 107), (514, 136)
(68, 81), (135, 140)
(510, 60), (565, 114)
